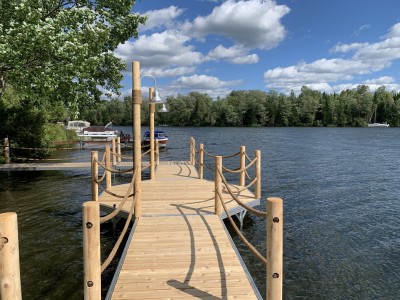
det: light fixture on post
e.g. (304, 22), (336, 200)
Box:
(140, 74), (168, 179)
(140, 74), (163, 103)
(159, 103), (168, 113)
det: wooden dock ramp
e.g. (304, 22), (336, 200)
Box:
(101, 163), (262, 299)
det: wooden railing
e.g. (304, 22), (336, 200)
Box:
(83, 165), (139, 299)
(0, 212), (22, 299)
(191, 137), (283, 300)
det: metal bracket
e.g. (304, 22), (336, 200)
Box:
(236, 210), (247, 230)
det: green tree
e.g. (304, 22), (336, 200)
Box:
(0, 0), (146, 112)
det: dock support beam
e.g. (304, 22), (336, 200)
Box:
(198, 143), (204, 179)
(190, 137), (195, 165)
(91, 151), (98, 201)
(132, 61), (142, 217)
(254, 150), (261, 199)
(214, 156), (222, 215)
(105, 145), (112, 189)
(155, 140), (159, 166)
(149, 87), (155, 180)
(83, 202), (101, 300)
(112, 138), (116, 166)
(266, 197), (283, 300)
(117, 137), (121, 163)
(4, 138), (10, 164)
(0, 212), (22, 300)
(240, 146), (245, 186)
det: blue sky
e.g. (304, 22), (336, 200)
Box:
(114, 0), (400, 98)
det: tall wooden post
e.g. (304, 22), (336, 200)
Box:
(105, 145), (111, 189)
(0, 212), (22, 300)
(155, 140), (159, 166)
(254, 150), (261, 199)
(214, 156), (222, 215)
(112, 138), (116, 166)
(240, 146), (246, 186)
(132, 61), (142, 217)
(189, 137), (193, 164)
(4, 138), (10, 164)
(266, 197), (283, 300)
(149, 87), (155, 180)
(83, 202), (101, 300)
(190, 137), (195, 165)
(91, 151), (98, 202)
(199, 143), (204, 179)
(117, 137), (121, 163)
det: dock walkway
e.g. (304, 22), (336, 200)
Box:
(100, 162), (262, 299)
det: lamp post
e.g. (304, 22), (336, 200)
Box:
(132, 61), (142, 217)
(141, 77), (167, 180)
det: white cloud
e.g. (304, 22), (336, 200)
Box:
(330, 42), (369, 53)
(187, 0), (290, 49)
(115, 30), (204, 74)
(207, 44), (259, 64)
(140, 6), (184, 31)
(264, 22), (400, 93)
(173, 74), (242, 89)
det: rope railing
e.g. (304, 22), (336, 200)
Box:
(202, 148), (241, 159)
(83, 176), (138, 297)
(100, 169), (138, 272)
(216, 189), (267, 265)
(216, 166), (265, 217)
(222, 156), (257, 174)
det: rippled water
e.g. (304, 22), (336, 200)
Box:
(1, 127), (400, 299)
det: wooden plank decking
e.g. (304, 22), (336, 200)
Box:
(100, 162), (262, 299)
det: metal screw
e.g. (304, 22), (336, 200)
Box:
(273, 217), (280, 223)
(272, 273), (279, 279)
(87, 281), (94, 287)
(86, 222), (93, 229)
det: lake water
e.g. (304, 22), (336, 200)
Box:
(1, 127), (399, 299)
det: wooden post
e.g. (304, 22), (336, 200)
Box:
(199, 143), (204, 179)
(192, 138), (196, 165)
(214, 156), (222, 215)
(240, 146), (246, 186)
(91, 151), (98, 202)
(4, 138), (10, 164)
(266, 197), (283, 300)
(112, 138), (116, 166)
(132, 61), (142, 217)
(149, 87), (155, 180)
(83, 202), (101, 300)
(189, 137), (193, 164)
(0, 212), (22, 300)
(254, 150), (261, 199)
(117, 137), (121, 163)
(155, 140), (159, 166)
(105, 145), (111, 189)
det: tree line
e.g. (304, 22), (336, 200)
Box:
(81, 85), (400, 127)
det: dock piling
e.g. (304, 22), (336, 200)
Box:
(0, 212), (22, 300)
(267, 197), (283, 300)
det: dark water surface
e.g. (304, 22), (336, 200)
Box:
(1, 127), (400, 299)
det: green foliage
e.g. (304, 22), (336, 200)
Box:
(0, 0), (146, 113)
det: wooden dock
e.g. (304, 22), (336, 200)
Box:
(99, 162), (262, 299)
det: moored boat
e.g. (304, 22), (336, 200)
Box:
(77, 122), (119, 140)
(142, 130), (168, 148)
(367, 122), (390, 128)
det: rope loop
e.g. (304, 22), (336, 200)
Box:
(0, 236), (8, 251)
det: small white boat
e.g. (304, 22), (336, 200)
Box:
(66, 120), (90, 133)
(367, 122), (390, 128)
(78, 122), (119, 140)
